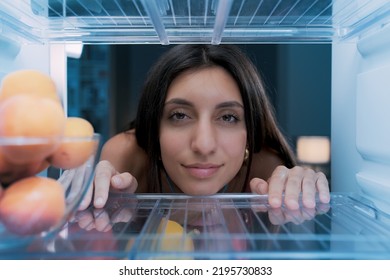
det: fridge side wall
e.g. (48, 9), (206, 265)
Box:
(0, 44), (50, 79)
(332, 25), (390, 212)
(332, 42), (363, 195)
(0, 43), (68, 110)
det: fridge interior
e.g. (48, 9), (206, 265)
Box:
(1, 0), (390, 259)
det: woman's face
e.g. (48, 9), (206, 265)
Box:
(160, 66), (247, 195)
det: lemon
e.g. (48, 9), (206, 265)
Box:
(124, 218), (194, 259)
(152, 218), (194, 259)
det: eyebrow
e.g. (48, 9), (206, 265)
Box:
(165, 98), (244, 110)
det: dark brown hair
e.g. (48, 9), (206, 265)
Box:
(133, 44), (295, 192)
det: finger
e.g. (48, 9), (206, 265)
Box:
(57, 169), (75, 192)
(267, 208), (286, 225)
(249, 178), (268, 194)
(301, 207), (316, 221)
(93, 160), (117, 208)
(79, 180), (94, 210)
(250, 203), (268, 213)
(62, 161), (93, 210)
(111, 207), (134, 224)
(76, 210), (95, 230)
(93, 208), (112, 232)
(249, 192), (269, 213)
(66, 164), (87, 204)
(284, 209), (304, 225)
(111, 172), (138, 193)
(301, 168), (317, 209)
(284, 166), (306, 210)
(316, 202), (331, 214)
(316, 172), (330, 204)
(267, 165), (288, 208)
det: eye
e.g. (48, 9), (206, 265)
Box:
(220, 114), (239, 123)
(169, 111), (189, 121)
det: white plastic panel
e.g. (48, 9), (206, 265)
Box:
(349, 21), (390, 214)
(355, 63), (390, 213)
(356, 64), (390, 165)
(0, 44), (51, 80)
(331, 42), (363, 194)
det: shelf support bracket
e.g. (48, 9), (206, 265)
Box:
(212, 0), (233, 45)
(141, 0), (169, 45)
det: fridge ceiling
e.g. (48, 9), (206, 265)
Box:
(1, 0), (390, 45)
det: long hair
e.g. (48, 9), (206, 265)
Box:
(134, 45), (295, 193)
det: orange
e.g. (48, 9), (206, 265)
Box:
(0, 95), (65, 164)
(49, 117), (95, 169)
(0, 176), (65, 235)
(0, 149), (49, 185)
(153, 218), (194, 258)
(0, 69), (60, 103)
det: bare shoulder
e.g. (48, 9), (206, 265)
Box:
(100, 129), (147, 175)
(250, 147), (285, 181)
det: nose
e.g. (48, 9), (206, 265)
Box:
(190, 119), (217, 156)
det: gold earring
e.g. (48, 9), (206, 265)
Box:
(244, 148), (249, 161)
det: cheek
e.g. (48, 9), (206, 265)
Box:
(159, 130), (184, 159)
(221, 131), (247, 158)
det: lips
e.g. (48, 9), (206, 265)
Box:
(183, 163), (222, 179)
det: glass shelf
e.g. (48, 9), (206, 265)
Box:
(3, 193), (390, 259)
(1, 0), (390, 44)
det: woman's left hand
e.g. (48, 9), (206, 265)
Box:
(250, 165), (330, 210)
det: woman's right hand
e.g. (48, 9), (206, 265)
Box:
(79, 160), (138, 210)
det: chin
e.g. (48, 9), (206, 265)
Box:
(181, 184), (222, 196)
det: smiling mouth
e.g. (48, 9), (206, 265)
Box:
(183, 164), (222, 179)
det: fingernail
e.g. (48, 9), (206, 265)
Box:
(255, 180), (266, 194)
(112, 176), (122, 187)
(321, 193), (331, 203)
(287, 200), (300, 210)
(95, 197), (104, 207)
(269, 197), (281, 208)
(303, 199), (315, 209)
(78, 201), (87, 210)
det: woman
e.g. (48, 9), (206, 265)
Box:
(81, 44), (329, 211)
